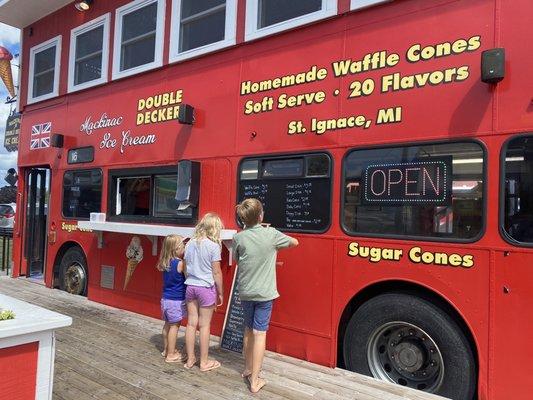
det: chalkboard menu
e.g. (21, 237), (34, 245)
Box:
(220, 267), (244, 353)
(238, 178), (330, 232)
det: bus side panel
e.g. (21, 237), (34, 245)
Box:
(497, 0), (533, 133)
(334, 239), (490, 396)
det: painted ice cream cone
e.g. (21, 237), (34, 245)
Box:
(0, 46), (15, 98)
(124, 236), (143, 290)
(124, 259), (140, 290)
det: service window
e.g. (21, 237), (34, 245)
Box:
(342, 142), (484, 240)
(238, 153), (331, 232)
(113, 0), (165, 79)
(245, 0), (337, 41)
(63, 169), (102, 219)
(502, 136), (533, 244)
(169, 0), (237, 62)
(109, 167), (196, 223)
(68, 13), (110, 92)
(28, 36), (61, 103)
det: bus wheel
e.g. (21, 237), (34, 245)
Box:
(59, 247), (88, 296)
(343, 293), (475, 400)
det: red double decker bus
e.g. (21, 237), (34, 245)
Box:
(3, 0), (533, 398)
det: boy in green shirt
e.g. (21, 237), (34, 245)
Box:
(233, 198), (299, 393)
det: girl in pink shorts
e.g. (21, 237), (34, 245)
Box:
(183, 213), (224, 371)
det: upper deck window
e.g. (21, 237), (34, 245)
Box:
(350, 0), (391, 11)
(28, 36), (61, 104)
(342, 142), (485, 241)
(502, 136), (533, 245)
(112, 0), (165, 80)
(169, 0), (237, 63)
(68, 13), (110, 92)
(245, 0), (337, 42)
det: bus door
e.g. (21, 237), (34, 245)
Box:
(24, 168), (50, 279)
(493, 135), (533, 398)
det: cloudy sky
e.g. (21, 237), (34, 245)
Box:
(0, 22), (20, 185)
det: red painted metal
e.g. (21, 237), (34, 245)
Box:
(0, 342), (39, 400)
(9, 0), (533, 398)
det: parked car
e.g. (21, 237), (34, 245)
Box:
(0, 203), (16, 229)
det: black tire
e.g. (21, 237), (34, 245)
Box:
(59, 247), (88, 296)
(343, 293), (476, 400)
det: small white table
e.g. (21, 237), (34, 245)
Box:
(0, 293), (72, 400)
(78, 221), (237, 263)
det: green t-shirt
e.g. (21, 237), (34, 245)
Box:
(233, 225), (291, 301)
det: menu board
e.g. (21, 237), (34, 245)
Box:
(239, 177), (330, 232)
(220, 267), (244, 353)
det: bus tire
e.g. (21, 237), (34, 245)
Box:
(343, 293), (476, 400)
(59, 247), (88, 296)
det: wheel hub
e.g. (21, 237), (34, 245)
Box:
(368, 322), (444, 392)
(65, 263), (85, 294)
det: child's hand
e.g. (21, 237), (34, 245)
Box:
(217, 294), (224, 307)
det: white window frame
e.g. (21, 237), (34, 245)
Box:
(169, 0), (237, 63)
(350, 0), (391, 11)
(112, 0), (165, 80)
(245, 0), (337, 42)
(68, 13), (111, 93)
(27, 35), (61, 104)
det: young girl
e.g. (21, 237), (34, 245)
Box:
(157, 234), (187, 363)
(183, 213), (224, 371)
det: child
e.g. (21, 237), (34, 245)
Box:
(157, 234), (187, 363)
(183, 213), (224, 372)
(233, 198), (298, 393)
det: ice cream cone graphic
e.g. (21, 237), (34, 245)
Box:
(124, 236), (143, 290)
(0, 46), (15, 98)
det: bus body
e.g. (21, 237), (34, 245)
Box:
(4, 0), (533, 398)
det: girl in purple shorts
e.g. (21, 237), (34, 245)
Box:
(183, 213), (224, 372)
(157, 234), (187, 363)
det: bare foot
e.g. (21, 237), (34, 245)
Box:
(165, 351), (185, 363)
(184, 356), (197, 369)
(248, 377), (267, 393)
(241, 369), (251, 378)
(200, 359), (221, 372)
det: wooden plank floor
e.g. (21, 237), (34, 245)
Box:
(0, 277), (447, 400)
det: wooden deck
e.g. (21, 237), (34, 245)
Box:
(0, 277), (447, 400)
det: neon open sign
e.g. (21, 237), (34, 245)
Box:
(363, 157), (452, 205)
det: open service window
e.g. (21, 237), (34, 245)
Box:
(238, 153), (331, 232)
(62, 169), (103, 219)
(502, 136), (533, 245)
(245, 0), (337, 42)
(108, 165), (198, 224)
(342, 142), (485, 241)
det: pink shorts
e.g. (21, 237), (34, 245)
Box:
(185, 285), (217, 308)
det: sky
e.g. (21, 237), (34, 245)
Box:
(0, 22), (20, 186)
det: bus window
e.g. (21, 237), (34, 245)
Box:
(109, 166), (195, 223)
(503, 136), (533, 244)
(62, 169), (102, 219)
(238, 153), (331, 232)
(342, 142), (484, 240)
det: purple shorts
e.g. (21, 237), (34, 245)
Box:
(185, 285), (217, 307)
(161, 299), (187, 324)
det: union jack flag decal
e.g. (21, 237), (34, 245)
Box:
(30, 122), (51, 150)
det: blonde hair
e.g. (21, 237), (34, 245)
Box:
(157, 234), (184, 271)
(192, 213), (223, 245)
(236, 198), (263, 227)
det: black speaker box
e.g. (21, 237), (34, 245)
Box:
(178, 104), (195, 125)
(51, 133), (64, 148)
(481, 48), (505, 84)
